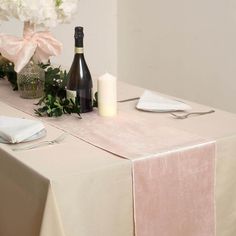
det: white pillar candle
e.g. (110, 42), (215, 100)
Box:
(97, 73), (117, 117)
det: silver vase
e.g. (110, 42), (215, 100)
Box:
(17, 59), (45, 99)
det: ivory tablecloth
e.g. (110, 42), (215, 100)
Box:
(1, 79), (236, 236)
(0, 102), (134, 236)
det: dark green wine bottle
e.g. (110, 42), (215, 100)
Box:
(66, 26), (93, 113)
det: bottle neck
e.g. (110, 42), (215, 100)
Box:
(74, 37), (84, 54)
(75, 37), (83, 47)
(75, 47), (84, 54)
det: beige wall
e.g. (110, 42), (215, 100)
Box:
(118, 0), (236, 113)
(0, 0), (117, 76)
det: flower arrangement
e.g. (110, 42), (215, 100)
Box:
(0, 0), (79, 72)
(0, 0), (79, 27)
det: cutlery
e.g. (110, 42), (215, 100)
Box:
(170, 110), (215, 119)
(117, 97), (140, 103)
(12, 133), (67, 151)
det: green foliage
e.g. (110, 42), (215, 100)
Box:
(0, 55), (18, 90)
(35, 64), (82, 117)
(35, 94), (81, 117)
(0, 56), (98, 117)
(55, 0), (62, 7)
(35, 64), (98, 117)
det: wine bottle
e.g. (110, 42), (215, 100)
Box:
(66, 26), (93, 113)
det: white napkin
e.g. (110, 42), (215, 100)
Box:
(0, 116), (45, 143)
(136, 90), (191, 112)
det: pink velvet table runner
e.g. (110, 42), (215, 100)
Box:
(0, 80), (216, 236)
(133, 143), (215, 236)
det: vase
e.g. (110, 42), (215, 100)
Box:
(17, 59), (45, 99)
(16, 22), (45, 99)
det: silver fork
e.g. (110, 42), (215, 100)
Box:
(12, 133), (67, 151)
(170, 110), (215, 119)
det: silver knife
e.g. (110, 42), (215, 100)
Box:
(117, 97), (140, 103)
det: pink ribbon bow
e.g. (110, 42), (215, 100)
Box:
(0, 22), (62, 73)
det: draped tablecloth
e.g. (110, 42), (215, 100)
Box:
(1, 79), (236, 236)
(0, 101), (134, 236)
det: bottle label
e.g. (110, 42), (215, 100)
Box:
(75, 47), (84, 54)
(66, 89), (76, 102)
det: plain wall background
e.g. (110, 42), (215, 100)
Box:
(1, 0), (236, 113)
(118, 0), (236, 113)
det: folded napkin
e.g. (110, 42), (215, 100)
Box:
(0, 116), (45, 143)
(136, 90), (191, 112)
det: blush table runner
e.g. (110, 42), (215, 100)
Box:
(1, 79), (236, 235)
(42, 110), (216, 235)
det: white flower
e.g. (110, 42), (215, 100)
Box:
(0, 2), (10, 21)
(0, 0), (20, 20)
(56, 0), (79, 23)
(0, 0), (79, 27)
(17, 0), (58, 27)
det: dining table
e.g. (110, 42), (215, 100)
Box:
(0, 78), (236, 236)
